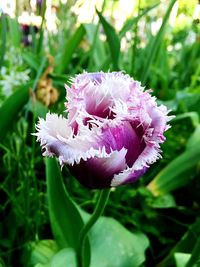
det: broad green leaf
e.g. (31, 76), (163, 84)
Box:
(0, 83), (31, 140)
(32, 216), (149, 267)
(89, 216), (149, 267)
(33, 248), (76, 267)
(147, 127), (200, 196)
(45, 158), (90, 267)
(96, 9), (120, 70)
(42, 159), (149, 267)
(56, 25), (86, 74)
(48, 248), (76, 267)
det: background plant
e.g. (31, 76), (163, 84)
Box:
(0, 0), (200, 266)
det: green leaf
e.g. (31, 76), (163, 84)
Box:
(84, 23), (106, 69)
(56, 25), (86, 74)
(44, 159), (149, 267)
(49, 73), (69, 87)
(141, 0), (176, 83)
(45, 158), (90, 267)
(78, 209), (149, 267)
(36, 0), (47, 54)
(7, 17), (21, 47)
(185, 238), (200, 267)
(148, 126), (200, 196)
(32, 57), (48, 92)
(174, 253), (191, 267)
(119, 2), (160, 39)
(48, 248), (76, 267)
(186, 125), (200, 150)
(34, 248), (77, 267)
(89, 216), (149, 267)
(30, 240), (58, 266)
(0, 13), (7, 68)
(32, 216), (149, 267)
(0, 83), (31, 140)
(171, 112), (199, 129)
(22, 52), (40, 71)
(148, 194), (176, 209)
(176, 91), (200, 115)
(28, 100), (48, 118)
(96, 9), (120, 70)
(156, 218), (200, 267)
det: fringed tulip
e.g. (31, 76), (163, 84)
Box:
(35, 72), (172, 189)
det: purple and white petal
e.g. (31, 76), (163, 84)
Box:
(69, 148), (127, 188)
(35, 71), (173, 189)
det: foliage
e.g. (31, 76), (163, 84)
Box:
(0, 0), (200, 266)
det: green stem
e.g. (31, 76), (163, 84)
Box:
(77, 188), (111, 267)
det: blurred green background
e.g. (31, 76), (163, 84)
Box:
(0, 0), (200, 266)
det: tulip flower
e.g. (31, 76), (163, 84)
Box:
(35, 72), (172, 189)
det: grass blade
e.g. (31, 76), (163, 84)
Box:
(22, 51), (40, 71)
(56, 25), (86, 74)
(84, 24), (106, 70)
(7, 17), (21, 47)
(0, 13), (7, 68)
(36, 0), (47, 54)
(119, 2), (160, 39)
(141, 0), (177, 84)
(96, 9), (120, 70)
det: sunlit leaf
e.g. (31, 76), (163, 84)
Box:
(174, 253), (190, 267)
